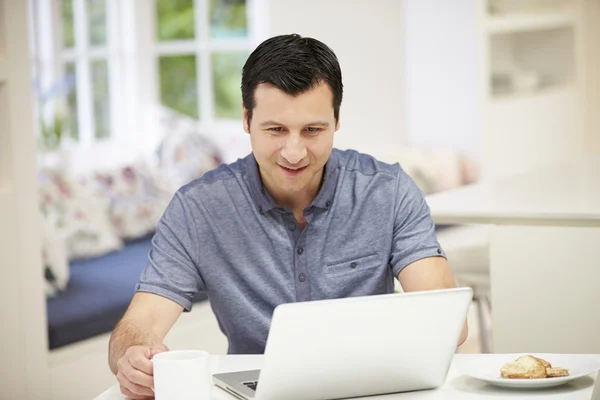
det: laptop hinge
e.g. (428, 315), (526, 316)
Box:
(224, 386), (249, 400)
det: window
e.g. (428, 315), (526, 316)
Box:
(30, 0), (130, 154)
(58, 0), (114, 143)
(29, 0), (266, 171)
(154, 0), (252, 123)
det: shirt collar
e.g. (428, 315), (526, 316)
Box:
(310, 149), (339, 210)
(243, 149), (340, 214)
(244, 153), (278, 214)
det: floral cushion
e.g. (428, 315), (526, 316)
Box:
(81, 160), (173, 240)
(155, 107), (223, 194)
(38, 168), (123, 261)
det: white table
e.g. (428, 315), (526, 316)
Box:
(95, 354), (599, 399)
(425, 155), (600, 353)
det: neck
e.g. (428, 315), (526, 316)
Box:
(262, 169), (324, 214)
(277, 188), (319, 213)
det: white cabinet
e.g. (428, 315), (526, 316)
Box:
(483, 0), (586, 179)
(404, 0), (599, 180)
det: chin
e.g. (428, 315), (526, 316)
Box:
(276, 179), (306, 193)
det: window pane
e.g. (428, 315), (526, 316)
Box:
(210, 0), (248, 39)
(65, 63), (78, 140)
(156, 0), (195, 41)
(61, 0), (75, 48)
(159, 55), (198, 119)
(88, 0), (107, 46)
(91, 60), (111, 139)
(212, 52), (247, 119)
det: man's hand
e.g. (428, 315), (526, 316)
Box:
(116, 344), (169, 399)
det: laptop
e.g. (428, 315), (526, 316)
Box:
(212, 287), (473, 400)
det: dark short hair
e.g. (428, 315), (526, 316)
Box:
(241, 33), (343, 124)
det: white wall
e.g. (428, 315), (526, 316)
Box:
(0, 0), (50, 397)
(403, 0), (482, 161)
(267, 0), (406, 160)
(584, 0), (600, 154)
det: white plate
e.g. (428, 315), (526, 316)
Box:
(458, 353), (600, 389)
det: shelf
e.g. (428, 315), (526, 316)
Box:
(491, 84), (575, 104)
(488, 12), (575, 34)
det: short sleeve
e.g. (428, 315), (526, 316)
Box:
(390, 166), (446, 278)
(136, 190), (205, 311)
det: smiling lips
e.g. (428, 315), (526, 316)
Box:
(279, 164), (308, 177)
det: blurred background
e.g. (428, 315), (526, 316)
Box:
(1, 0), (599, 398)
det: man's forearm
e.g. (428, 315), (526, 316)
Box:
(108, 318), (161, 374)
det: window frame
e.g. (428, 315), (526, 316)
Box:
(56, 0), (123, 147)
(30, 0), (268, 172)
(150, 0), (266, 125)
(139, 0), (268, 162)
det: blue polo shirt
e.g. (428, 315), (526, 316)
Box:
(136, 148), (446, 354)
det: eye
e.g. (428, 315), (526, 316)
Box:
(305, 127), (323, 133)
(268, 127), (283, 132)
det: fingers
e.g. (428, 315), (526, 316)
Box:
(116, 345), (168, 399)
(157, 343), (169, 351)
(130, 351), (154, 376)
(119, 384), (154, 399)
(147, 345), (169, 377)
(124, 366), (154, 389)
(117, 371), (155, 398)
(150, 344), (169, 358)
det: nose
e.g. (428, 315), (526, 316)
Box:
(280, 133), (307, 165)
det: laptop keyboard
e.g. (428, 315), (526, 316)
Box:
(243, 381), (258, 391)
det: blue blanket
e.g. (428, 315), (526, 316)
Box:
(47, 235), (208, 349)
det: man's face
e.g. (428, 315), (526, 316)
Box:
(243, 82), (340, 199)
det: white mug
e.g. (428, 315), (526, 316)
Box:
(153, 350), (211, 399)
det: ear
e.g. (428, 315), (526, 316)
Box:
(242, 105), (250, 134)
(334, 108), (341, 132)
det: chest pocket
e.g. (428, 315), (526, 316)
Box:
(326, 252), (381, 276)
(322, 251), (390, 299)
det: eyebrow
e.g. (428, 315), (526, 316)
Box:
(259, 121), (330, 128)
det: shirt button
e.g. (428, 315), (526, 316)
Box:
(258, 206), (263, 213)
(350, 262), (357, 269)
(326, 200), (332, 207)
(437, 249), (442, 254)
(288, 222), (297, 231)
(298, 273), (306, 282)
(297, 247), (304, 255)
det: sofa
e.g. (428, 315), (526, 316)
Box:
(41, 107), (223, 350)
(46, 234), (210, 349)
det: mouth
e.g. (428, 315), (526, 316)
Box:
(279, 164), (308, 177)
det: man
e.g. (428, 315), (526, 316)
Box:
(109, 33), (468, 399)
